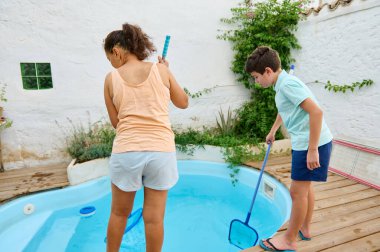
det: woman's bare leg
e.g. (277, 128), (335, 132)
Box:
(143, 187), (168, 252)
(107, 184), (136, 252)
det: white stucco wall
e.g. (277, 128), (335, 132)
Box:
(0, 0), (379, 170)
(293, 0), (380, 143)
(0, 0), (249, 170)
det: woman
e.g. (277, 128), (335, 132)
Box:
(103, 23), (188, 252)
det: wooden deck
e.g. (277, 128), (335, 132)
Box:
(244, 155), (380, 252)
(0, 164), (69, 203)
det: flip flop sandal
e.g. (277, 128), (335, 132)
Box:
(299, 230), (312, 241)
(259, 238), (296, 252)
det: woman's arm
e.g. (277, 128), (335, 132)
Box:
(168, 70), (189, 109)
(157, 57), (188, 109)
(104, 73), (119, 128)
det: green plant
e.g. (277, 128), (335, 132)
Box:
(216, 107), (236, 136)
(222, 143), (266, 185)
(321, 79), (374, 93)
(218, 0), (306, 141)
(0, 83), (12, 130)
(0, 84), (7, 103)
(0, 118), (12, 130)
(184, 87), (215, 99)
(222, 145), (252, 185)
(64, 120), (115, 163)
(174, 127), (265, 185)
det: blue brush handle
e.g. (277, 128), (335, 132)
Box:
(162, 35), (171, 59)
(245, 143), (272, 224)
(124, 207), (143, 234)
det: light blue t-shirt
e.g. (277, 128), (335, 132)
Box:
(274, 70), (333, 151)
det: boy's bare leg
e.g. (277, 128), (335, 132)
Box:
(300, 184), (314, 238)
(262, 180), (311, 250)
(107, 184), (136, 252)
(143, 187), (168, 252)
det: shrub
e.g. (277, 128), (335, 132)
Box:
(64, 120), (115, 163)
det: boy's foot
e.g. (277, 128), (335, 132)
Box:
(259, 237), (296, 251)
(299, 228), (311, 241)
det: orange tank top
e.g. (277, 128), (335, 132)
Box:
(111, 63), (175, 153)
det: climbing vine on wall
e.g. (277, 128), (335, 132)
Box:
(321, 79), (374, 93)
(183, 87), (215, 99)
(218, 0), (308, 141)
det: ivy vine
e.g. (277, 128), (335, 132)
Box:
(218, 0), (307, 141)
(321, 79), (374, 93)
(184, 87), (215, 99)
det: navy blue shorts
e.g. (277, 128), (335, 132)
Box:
(291, 141), (332, 182)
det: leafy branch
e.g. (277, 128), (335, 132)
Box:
(183, 87), (215, 99)
(321, 79), (374, 93)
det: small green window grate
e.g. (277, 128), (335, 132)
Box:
(20, 63), (53, 90)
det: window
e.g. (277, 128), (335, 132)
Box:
(20, 63), (53, 90)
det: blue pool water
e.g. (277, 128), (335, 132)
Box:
(0, 161), (291, 252)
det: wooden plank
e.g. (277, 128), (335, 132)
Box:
(0, 174), (69, 192)
(245, 155), (292, 168)
(278, 196), (380, 231)
(0, 181), (69, 202)
(0, 164), (69, 203)
(315, 183), (369, 200)
(277, 205), (380, 237)
(243, 217), (380, 252)
(297, 217), (380, 251)
(279, 174), (346, 188)
(313, 179), (358, 191)
(324, 174), (347, 182)
(0, 164), (67, 180)
(0, 178), (69, 196)
(322, 232), (380, 252)
(264, 163), (291, 171)
(315, 189), (380, 210)
(0, 171), (68, 189)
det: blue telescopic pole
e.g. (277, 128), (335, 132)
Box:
(162, 35), (171, 59)
(245, 143), (272, 224)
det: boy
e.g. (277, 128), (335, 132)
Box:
(245, 46), (333, 251)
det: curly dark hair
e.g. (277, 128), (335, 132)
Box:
(104, 23), (156, 60)
(245, 46), (281, 74)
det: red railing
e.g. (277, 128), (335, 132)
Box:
(333, 139), (380, 155)
(329, 139), (380, 191)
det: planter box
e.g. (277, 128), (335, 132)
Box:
(67, 158), (109, 186)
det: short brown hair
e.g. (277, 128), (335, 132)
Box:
(104, 23), (156, 60)
(245, 46), (281, 74)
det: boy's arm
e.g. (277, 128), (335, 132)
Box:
(266, 113), (282, 144)
(300, 98), (323, 170)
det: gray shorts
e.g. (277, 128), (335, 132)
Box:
(109, 151), (178, 192)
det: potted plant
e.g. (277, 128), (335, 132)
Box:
(64, 120), (115, 185)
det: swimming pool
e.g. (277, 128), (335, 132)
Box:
(0, 160), (291, 252)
